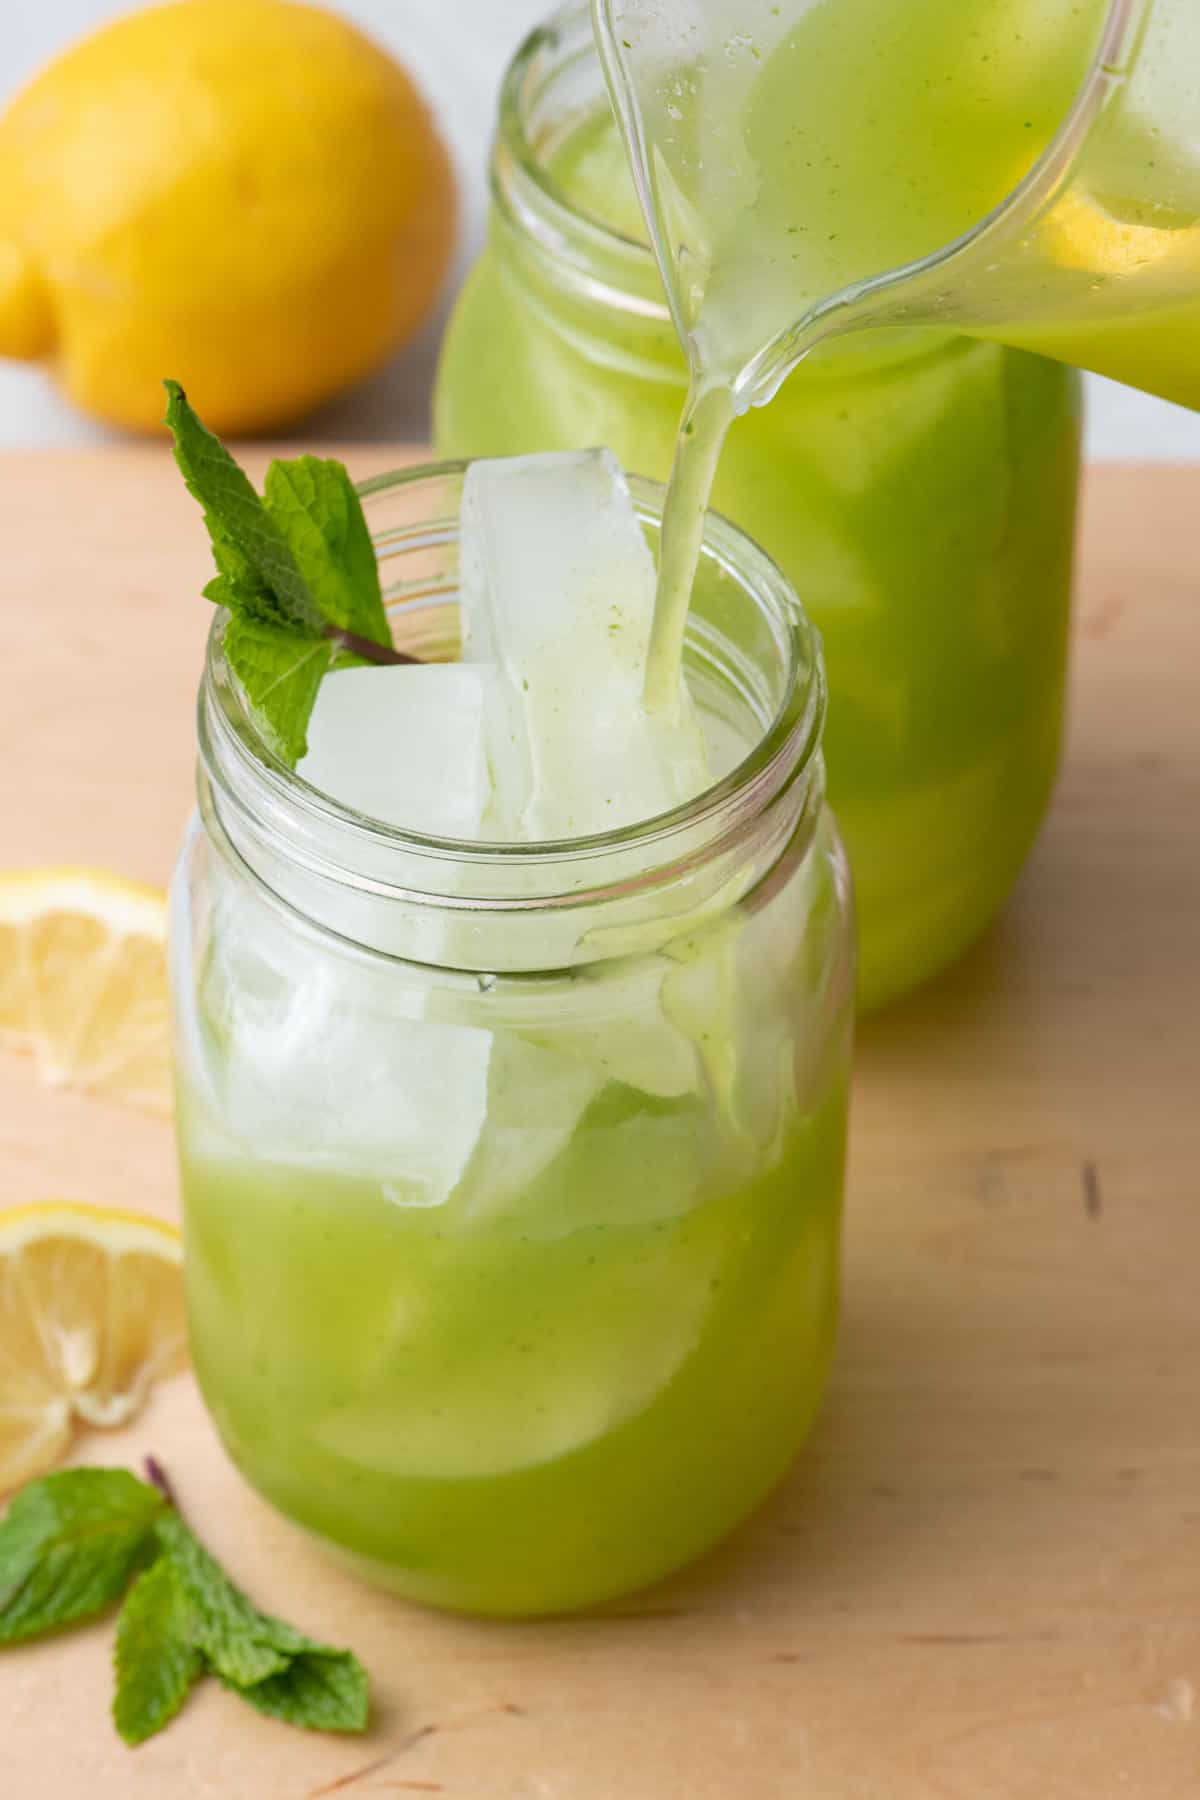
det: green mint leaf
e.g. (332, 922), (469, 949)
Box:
(164, 381), (408, 765)
(112, 1556), (203, 1746)
(235, 1647), (369, 1734)
(263, 456), (392, 651)
(154, 1512), (368, 1732)
(153, 1512), (291, 1686)
(163, 381), (322, 635)
(222, 615), (332, 766)
(0, 1470), (164, 1644)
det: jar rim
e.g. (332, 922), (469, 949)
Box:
(198, 458), (826, 918)
(493, 3), (671, 321)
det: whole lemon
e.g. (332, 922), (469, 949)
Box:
(0, 0), (457, 433)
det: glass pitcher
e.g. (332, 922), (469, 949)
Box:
(596, 0), (1199, 411)
(434, 5), (1082, 1013)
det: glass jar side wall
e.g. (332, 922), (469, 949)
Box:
(173, 795), (853, 1616)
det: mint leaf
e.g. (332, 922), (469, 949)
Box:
(152, 1512), (363, 1709)
(164, 381), (409, 766)
(264, 456), (391, 650)
(164, 382), (322, 635)
(153, 1511), (291, 1686)
(222, 615), (332, 765)
(0, 1470), (164, 1644)
(236, 1648), (369, 1734)
(152, 1511), (368, 1731)
(112, 1556), (203, 1746)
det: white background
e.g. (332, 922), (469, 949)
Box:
(3, 0), (1199, 457)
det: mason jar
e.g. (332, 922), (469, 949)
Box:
(434, 2), (1083, 1012)
(170, 462), (854, 1618)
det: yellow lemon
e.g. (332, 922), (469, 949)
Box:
(0, 0), (457, 433)
(0, 1202), (187, 1494)
(0, 868), (171, 1115)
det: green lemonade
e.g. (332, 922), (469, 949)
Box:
(181, 1079), (846, 1617)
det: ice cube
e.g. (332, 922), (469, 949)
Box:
(195, 895), (493, 1200)
(459, 448), (710, 839)
(299, 663), (493, 838)
(452, 1034), (605, 1227)
(315, 1176), (728, 1479)
(459, 959), (704, 1101)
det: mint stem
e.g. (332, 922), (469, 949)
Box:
(143, 1457), (178, 1511)
(322, 625), (420, 667)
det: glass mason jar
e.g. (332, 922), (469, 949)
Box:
(433, 3), (1084, 1013)
(170, 463), (854, 1618)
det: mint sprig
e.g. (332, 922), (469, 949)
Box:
(164, 379), (414, 764)
(0, 1461), (368, 1747)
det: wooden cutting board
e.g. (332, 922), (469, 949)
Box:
(2, 450), (1199, 1800)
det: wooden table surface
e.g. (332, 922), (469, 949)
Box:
(2, 450), (1198, 1799)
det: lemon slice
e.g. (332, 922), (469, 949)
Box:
(0, 868), (171, 1114)
(0, 1201), (187, 1493)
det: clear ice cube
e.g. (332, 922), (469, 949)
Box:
(459, 448), (710, 839)
(299, 663), (494, 838)
(452, 1034), (606, 1227)
(195, 894), (492, 1203)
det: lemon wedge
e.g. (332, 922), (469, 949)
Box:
(0, 868), (170, 1114)
(0, 1202), (187, 1493)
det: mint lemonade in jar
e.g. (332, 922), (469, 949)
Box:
(435, 4), (1083, 1011)
(167, 390), (853, 1617)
